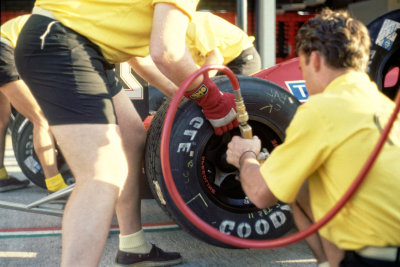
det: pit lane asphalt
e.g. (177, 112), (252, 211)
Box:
(0, 134), (316, 267)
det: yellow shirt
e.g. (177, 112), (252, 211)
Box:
(260, 72), (400, 250)
(186, 12), (255, 66)
(35, 0), (199, 63)
(0, 15), (30, 48)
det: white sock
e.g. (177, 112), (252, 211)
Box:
(119, 229), (152, 254)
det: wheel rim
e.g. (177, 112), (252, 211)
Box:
(197, 119), (283, 213)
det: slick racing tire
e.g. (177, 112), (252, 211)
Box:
(145, 75), (300, 248)
(11, 113), (74, 189)
(367, 9), (400, 100)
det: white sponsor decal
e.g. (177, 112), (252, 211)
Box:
(376, 19), (400, 51)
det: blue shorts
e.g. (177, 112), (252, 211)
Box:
(15, 15), (122, 125)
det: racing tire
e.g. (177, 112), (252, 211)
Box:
(11, 113), (74, 189)
(145, 75), (300, 248)
(367, 9), (400, 100)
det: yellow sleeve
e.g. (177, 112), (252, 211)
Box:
(152, 0), (199, 21)
(0, 14), (31, 48)
(260, 103), (332, 203)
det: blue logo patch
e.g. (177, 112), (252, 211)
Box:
(285, 80), (309, 102)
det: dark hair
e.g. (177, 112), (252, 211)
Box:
(295, 8), (370, 71)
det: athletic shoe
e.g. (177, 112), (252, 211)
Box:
(114, 244), (182, 267)
(0, 176), (30, 192)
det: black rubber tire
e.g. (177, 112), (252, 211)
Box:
(145, 75), (300, 248)
(11, 111), (25, 154)
(7, 107), (18, 134)
(367, 9), (400, 100)
(11, 113), (74, 189)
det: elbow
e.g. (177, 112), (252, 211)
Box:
(149, 46), (165, 66)
(150, 46), (181, 70)
(240, 165), (278, 209)
(251, 198), (268, 210)
(250, 194), (275, 210)
(247, 183), (278, 209)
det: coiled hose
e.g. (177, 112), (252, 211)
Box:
(160, 64), (400, 248)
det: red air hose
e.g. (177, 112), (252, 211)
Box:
(160, 64), (400, 248)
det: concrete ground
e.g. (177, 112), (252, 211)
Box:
(0, 134), (316, 267)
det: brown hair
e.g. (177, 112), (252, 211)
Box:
(295, 8), (371, 71)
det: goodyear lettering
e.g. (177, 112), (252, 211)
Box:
(270, 211), (286, 228)
(177, 143), (191, 153)
(177, 117), (204, 153)
(189, 117), (204, 129)
(237, 222), (252, 238)
(255, 219), (270, 235)
(219, 220), (235, 235)
(280, 204), (291, 212)
(219, 211), (287, 237)
(184, 130), (197, 141)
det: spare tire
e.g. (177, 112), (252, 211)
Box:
(145, 75), (300, 248)
(367, 9), (400, 100)
(11, 113), (74, 189)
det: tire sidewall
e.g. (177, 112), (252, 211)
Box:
(367, 9), (400, 97)
(11, 113), (47, 188)
(146, 76), (300, 247)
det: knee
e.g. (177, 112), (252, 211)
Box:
(31, 119), (51, 135)
(26, 112), (49, 130)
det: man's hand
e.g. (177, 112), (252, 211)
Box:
(226, 136), (261, 168)
(184, 73), (239, 135)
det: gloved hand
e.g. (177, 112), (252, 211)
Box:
(184, 73), (239, 135)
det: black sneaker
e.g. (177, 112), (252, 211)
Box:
(115, 244), (182, 267)
(0, 176), (30, 192)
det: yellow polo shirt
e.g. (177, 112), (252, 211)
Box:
(35, 0), (199, 63)
(0, 15), (30, 48)
(186, 11), (255, 66)
(261, 72), (400, 250)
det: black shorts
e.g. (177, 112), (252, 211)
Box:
(340, 250), (400, 267)
(0, 41), (19, 87)
(224, 46), (262, 76)
(14, 15), (122, 125)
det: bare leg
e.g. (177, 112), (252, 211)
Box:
(51, 123), (129, 267)
(31, 123), (58, 178)
(0, 92), (11, 169)
(291, 181), (344, 266)
(112, 90), (147, 235)
(1, 80), (59, 178)
(291, 181), (328, 264)
(321, 237), (344, 267)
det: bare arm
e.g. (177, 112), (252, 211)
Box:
(226, 136), (278, 208)
(130, 48), (223, 96)
(150, 3), (203, 91)
(128, 56), (177, 97)
(203, 49), (224, 77)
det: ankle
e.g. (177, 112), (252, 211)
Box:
(0, 167), (9, 179)
(45, 173), (68, 192)
(119, 229), (152, 254)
